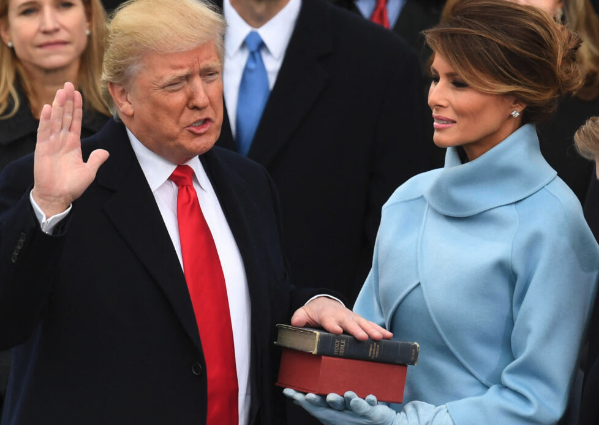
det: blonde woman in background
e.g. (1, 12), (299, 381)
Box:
(0, 0), (109, 171)
(0, 0), (108, 414)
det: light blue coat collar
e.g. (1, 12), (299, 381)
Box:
(424, 124), (557, 217)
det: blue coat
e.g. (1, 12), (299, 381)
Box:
(354, 124), (599, 425)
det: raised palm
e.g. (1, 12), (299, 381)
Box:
(32, 82), (109, 217)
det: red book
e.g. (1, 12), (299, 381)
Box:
(276, 348), (407, 403)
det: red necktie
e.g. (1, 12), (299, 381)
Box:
(370, 0), (390, 29)
(170, 165), (238, 425)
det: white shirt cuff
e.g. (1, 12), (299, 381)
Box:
(304, 294), (345, 308)
(30, 190), (72, 235)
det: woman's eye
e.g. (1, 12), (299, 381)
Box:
(452, 80), (469, 88)
(19, 7), (37, 15)
(430, 75), (440, 84)
(58, 1), (74, 8)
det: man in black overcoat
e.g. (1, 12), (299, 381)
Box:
(0, 0), (388, 423)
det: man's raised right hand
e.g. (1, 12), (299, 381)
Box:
(32, 82), (109, 218)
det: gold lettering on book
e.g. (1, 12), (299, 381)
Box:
(338, 339), (346, 356)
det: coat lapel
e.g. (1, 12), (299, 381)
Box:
(199, 149), (268, 336)
(94, 120), (203, 354)
(199, 148), (269, 424)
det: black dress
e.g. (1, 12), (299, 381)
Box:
(0, 87), (108, 418)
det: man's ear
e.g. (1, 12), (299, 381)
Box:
(108, 82), (134, 118)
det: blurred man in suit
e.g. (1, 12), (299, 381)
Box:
(327, 0), (443, 64)
(326, 0), (447, 167)
(0, 0), (389, 423)
(217, 0), (430, 308)
(217, 0), (430, 422)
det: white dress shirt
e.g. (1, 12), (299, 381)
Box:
(223, 0), (302, 137)
(32, 128), (253, 425)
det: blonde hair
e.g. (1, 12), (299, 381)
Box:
(575, 116), (599, 160)
(101, 0), (225, 117)
(0, 0), (109, 118)
(564, 0), (599, 100)
(425, 0), (583, 124)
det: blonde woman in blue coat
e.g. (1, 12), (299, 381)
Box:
(284, 1), (599, 424)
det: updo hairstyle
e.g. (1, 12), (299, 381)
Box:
(424, 0), (583, 124)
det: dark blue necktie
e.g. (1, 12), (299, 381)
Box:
(236, 31), (270, 156)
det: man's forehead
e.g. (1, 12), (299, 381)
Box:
(143, 43), (221, 71)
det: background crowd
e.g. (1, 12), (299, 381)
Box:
(0, 0), (598, 423)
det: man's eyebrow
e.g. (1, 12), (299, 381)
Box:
(200, 61), (222, 71)
(158, 71), (190, 86)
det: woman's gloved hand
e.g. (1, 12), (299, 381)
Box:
(283, 389), (399, 425)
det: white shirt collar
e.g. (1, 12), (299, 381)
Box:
(126, 127), (208, 193)
(224, 0), (302, 61)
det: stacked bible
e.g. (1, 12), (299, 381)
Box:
(274, 324), (419, 403)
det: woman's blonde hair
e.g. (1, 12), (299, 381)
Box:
(425, 0), (583, 124)
(101, 0), (225, 118)
(564, 0), (599, 100)
(438, 0), (599, 101)
(575, 116), (599, 160)
(0, 0), (109, 118)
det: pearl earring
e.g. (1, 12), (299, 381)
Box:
(511, 110), (520, 118)
(7, 41), (12, 48)
(86, 29), (90, 36)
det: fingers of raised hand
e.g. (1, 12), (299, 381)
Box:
(71, 89), (83, 137)
(37, 104), (52, 144)
(60, 83), (75, 135)
(87, 149), (110, 175)
(50, 88), (66, 136)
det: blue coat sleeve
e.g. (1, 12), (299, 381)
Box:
(446, 188), (599, 425)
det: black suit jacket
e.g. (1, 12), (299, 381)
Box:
(0, 119), (316, 425)
(325, 0), (446, 167)
(216, 0), (431, 304)
(327, 0), (443, 56)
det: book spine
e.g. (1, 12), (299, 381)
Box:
(316, 334), (418, 365)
